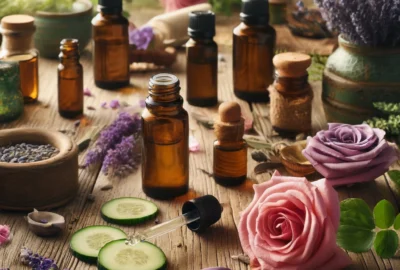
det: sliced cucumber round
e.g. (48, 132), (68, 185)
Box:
(101, 197), (158, 225)
(98, 240), (167, 270)
(70, 225), (127, 263)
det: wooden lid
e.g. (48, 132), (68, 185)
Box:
(219, 101), (241, 123)
(1, 15), (35, 32)
(273, 52), (311, 77)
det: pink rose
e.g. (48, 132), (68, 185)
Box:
(161, 0), (207, 12)
(0, 225), (12, 246)
(303, 123), (398, 186)
(238, 171), (351, 270)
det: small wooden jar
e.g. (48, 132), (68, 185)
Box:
(269, 52), (313, 136)
(0, 128), (78, 211)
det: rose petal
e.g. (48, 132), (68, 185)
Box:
(0, 225), (11, 246)
(189, 136), (200, 152)
(109, 100), (120, 109)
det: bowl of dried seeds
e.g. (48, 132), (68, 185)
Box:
(0, 128), (79, 211)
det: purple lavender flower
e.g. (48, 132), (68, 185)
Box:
(20, 247), (62, 270)
(102, 135), (140, 177)
(314, 0), (400, 46)
(85, 112), (141, 169)
(101, 101), (108, 108)
(109, 99), (120, 109)
(129, 26), (154, 50)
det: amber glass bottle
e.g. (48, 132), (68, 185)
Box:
(233, 0), (276, 102)
(0, 15), (39, 103)
(186, 11), (218, 107)
(213, 102), (247, 186)
(92, 0), (130, 90)
(270, 52), (313, 136)
(58, 39), (84, 119)
(142, 73), (189, 199)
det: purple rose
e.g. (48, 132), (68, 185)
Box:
(303, 123), (398, 186)
(129, 26), (154, 50)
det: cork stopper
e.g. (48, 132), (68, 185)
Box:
(215, 102), (244, 142)
(1, 15), (35, 32)
(273, 52), (311, 78)
(0, 15), (35, 53)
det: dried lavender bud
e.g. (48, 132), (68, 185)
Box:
(314, 0), (400, 46)
(85, 112), (141, 167)
(20, 247), (62, 270)
(251, 150), (268, 162)
(0, 143), (59, 163)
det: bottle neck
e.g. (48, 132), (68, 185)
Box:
(146, 73), (183, 112)
(273, 74), (310, 94)
(99, 6), (123, 16)
(189, 36), (214, 43)
(1, 30), (34, 55)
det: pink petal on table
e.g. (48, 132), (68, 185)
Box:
(109, 100), (120, 109)
(244, 116), (253, 131)
(83, 87), (93, 97)
(101, 102), (108, 108)
(189, 136), (200, 152)
(139, 99), (146, 108)
(0, 225), (11, 246)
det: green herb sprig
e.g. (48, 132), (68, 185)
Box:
(365, 102), (400, 136)
(338, 198), (400, 258)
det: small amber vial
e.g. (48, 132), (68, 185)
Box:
(269, 52), (313, 136)
(92, 0), (130, 90)
(0, 15), (39, 103)
(213, 102), (247, 186)
(186, 11), (218, 107)
(58, 39), (84, 119)
(142, 73), (189, 199)
(233, 0), (276, 102)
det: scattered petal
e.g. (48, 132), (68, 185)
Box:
(0, 225), (11, 246)
(83, 87), (93, 97)
(74, 120), (80, 128)
(189, 136), (200, 152)
(101, 102), (108, 108)
(139, 99), (146, 108)
(243, 115), (253, 131)
(109, 100), (120, 109)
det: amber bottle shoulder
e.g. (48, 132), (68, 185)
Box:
(233, 22), (276, 37)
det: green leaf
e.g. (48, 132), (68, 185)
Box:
(243, 135), (272, 150)
(394, 214), (400, 230)
(337, 199), (376, 252)
(337, 225), (376, 253)
(373, 200), (396, 229)
(340, 199), (375, 230)
(388, 170), (400, 187)
(374, 230), (399, 258)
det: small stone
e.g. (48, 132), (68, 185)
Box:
(177, 243), (182, 248)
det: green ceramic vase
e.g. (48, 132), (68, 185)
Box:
(34, 0), (92, 58)
(323, 35), (400, 124)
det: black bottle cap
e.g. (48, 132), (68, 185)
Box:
(98, 0), (122, 8)
(188, 11), (216, 38)
(182, 195), (222, 233)
(240, 0), (270, 25)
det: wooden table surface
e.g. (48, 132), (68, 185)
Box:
(1, 9), (399, 270)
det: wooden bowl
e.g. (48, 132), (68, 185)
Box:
(280, 140), (316, 177)
(0, 128), (79, 211)
(34, 0), (93, 58)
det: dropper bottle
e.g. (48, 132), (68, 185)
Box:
(126, 195), (223, 245)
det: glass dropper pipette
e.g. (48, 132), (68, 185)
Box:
(126, 195), (224, 246)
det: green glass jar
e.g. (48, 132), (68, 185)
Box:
(0, 61), (24, 122)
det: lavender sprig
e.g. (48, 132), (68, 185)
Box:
(101, 135), (140, 178)
(84, 112), (141, 166)
(20, 247), (63, 270)
(313, 0), (400, 46)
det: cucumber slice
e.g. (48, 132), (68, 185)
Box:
(98, 240), (167, 270)
(101, 197), (158, 225)
(70, 225), (127, 263)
